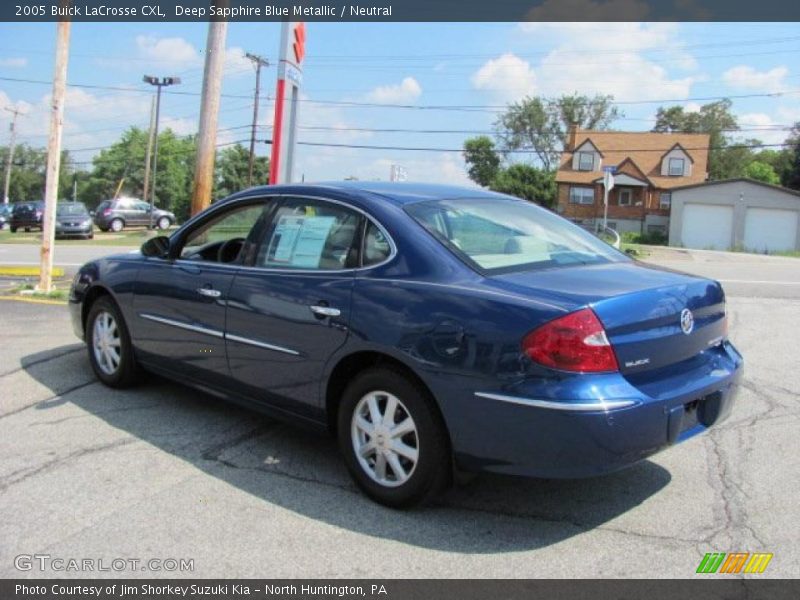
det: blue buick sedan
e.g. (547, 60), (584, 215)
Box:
(69, 183), (743, 507)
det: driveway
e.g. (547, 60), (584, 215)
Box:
(0, 248), (798, 578)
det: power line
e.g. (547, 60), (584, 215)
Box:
(269, 140), (799, 154)
(4, 75), (800, 111)
(294, 125), (797, 135)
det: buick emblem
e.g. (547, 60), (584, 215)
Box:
(680, 308), (694, 335)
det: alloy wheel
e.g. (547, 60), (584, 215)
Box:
(351, 391), (419, 488)
(92, 310), (121, 375)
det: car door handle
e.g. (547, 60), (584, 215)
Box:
(197, 287), (222, 298)
(310, 305), (341, 317)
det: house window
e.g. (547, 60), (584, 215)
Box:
(647, 224), (667, 235)
(569, 186), (594, 204)
(659, 192), (672, 209)
(618, 189), (632, 206)
(668, 158), (685, 176)
(578, 152), (595, 171)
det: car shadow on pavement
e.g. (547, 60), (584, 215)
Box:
(23, 345), (672, 554)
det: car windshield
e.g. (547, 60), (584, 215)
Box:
(57, 202), (88, 216)
(406, 197), (628, 274)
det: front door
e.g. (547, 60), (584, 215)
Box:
(131, 200), (271, 387)
(225, 196), (362, 417)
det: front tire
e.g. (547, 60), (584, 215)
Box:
(157, 216), (170, 230)
(86, 296), (139, 388)
(10, 226), (16, 233)
(337, 368), (451, 507)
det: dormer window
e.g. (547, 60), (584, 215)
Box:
(668, 157), (685, 176)
(578, 152), (595, 171)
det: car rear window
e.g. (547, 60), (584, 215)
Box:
(406, 197), (627, 274)
(57, 202), (89, 216)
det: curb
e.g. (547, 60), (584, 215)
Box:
(0, 295), (67, 306)
(0, 266), (65, 277)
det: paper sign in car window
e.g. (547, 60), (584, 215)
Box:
(291, 216), (337, 268)
(271, 216), (305, 263)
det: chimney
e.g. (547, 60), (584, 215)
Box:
(567, 123), (579, 151)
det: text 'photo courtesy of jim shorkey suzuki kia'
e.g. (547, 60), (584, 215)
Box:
(68, 182), (743, 507)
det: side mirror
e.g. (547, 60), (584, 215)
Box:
(89, 210), (95, 217)
(141, 236), (170, 258)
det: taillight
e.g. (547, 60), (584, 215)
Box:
(103, 208), (112, 216)
(522, 308), (619, 373)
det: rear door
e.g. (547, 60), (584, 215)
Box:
(131, 199), (271, 386)
(225, 196), (362, 416)
(130, 200), (151, 227)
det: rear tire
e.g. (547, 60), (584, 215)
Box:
(10, 226), (16, 233)
(337, 367), (451, 508)
(110, 219), (123, 232)
(24, 227), (30, 232)
(85, 296), (139, 388)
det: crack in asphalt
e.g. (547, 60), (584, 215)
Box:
(702, 427), (766, 551)
(28, 402), (164, 426)
(0, 379), (98, 420)
(0, 438), (136, 492)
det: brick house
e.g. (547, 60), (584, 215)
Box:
(555, 125), (710, 235)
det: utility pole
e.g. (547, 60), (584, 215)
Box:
(3, 107), (23, 204)
(244, 52), (269, 187)
(143, 75), (180, 227)
(38, 16), (71, 293)
(191, 17), (228, 216)
(142, 94), (156, 206)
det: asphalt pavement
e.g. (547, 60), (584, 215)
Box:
(0, 248), (798, 578)
(0, 243), (135, 271)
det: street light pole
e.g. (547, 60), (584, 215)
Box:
(142, 75), (180, 228)
(244, 53), (269, 187)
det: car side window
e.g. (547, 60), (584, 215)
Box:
(362, 221), (392, 266)
(257, 198), (361, 270)
(135, 202), (150, 212)
(179, 203), (268, 263)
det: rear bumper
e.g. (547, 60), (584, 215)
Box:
(451, 341), (743, 478)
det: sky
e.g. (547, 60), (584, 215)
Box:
(0, 20), (799, 186)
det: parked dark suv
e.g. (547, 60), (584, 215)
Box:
(9, 201), (44, 232)
(93, 198), (175, 232)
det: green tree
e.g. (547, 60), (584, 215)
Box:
(0, 144), (75, 201)
(489, 164), (556, 208)
(652, 99), (752, 180)
(213, 144), (270, 200)
(495, 93), (622, 170)
(463, 136), (500, 187)
(79, 127), (196, 219)
(742, 161), (780, 185)
(788, 145), (800, 191)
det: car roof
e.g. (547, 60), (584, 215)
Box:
(238, 181), (506, 207)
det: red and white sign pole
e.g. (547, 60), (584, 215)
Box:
(269, 21), (305, 184)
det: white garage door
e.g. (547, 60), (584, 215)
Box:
(744, 207), (799, 253)
(681, 204), (734, 250)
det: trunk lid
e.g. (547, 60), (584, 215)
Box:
(488, 261), (727, 374)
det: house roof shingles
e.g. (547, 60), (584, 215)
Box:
(556, 129), (710, 190)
